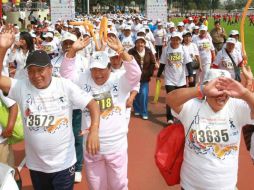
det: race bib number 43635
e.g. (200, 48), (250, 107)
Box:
(26, 115), (55, 127)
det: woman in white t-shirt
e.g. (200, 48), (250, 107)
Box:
(8, 32), (34, 79)
(167, 69), (254, 190)
(182, 31), (201, 86)
(157, 32), (193, 124)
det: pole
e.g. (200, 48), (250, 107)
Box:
(87, 0), (89, 14)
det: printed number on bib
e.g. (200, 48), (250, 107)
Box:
(26, 115), (55, 127)
(168, 53), (181, 62)
(196, 129), (229, 143)
(93, 91), (114, 112)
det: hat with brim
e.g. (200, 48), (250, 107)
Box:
(226, 37), (236, 45)
(89, 51), (110, 69)
(203, 69), (231, 84)
(182, 30), (192, 36)
(229, 30), (239, 36)
(25, 50), (51, 69)
(135, 36), (146, 43)
(199, 25), (208, 31)
(108, 49), (119, 58)
(43, 32), (54, 39)
(170, 32), (183, 41)
(62, 32), (77, 42)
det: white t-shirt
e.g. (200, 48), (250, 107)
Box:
(51, 53), (89, 77)
(172, 98), (254, 190)
(153, 28), (166, 46)
(74, 70), (132, 154)
(213, 48), (242, 79)
(193, 35), (215, 65)
(8, 49), (29, 79)
(160, 44), (192, 86)
(121, 35), (135, 51)
(183, 42), (200, 75)
(7, 77), (93, 172)
(41, 41), (58, 56)
(0, 91), (16, 144)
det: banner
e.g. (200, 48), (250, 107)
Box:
(50, 0), (75, 23)
(145, 0), (168, 23)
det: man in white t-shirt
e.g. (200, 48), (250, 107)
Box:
(167, 69), (254, 190)
(153, 22), (166, 60)
(0, 30), (100, 190)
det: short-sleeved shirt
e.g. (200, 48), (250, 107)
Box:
(7, 77), (93, 172)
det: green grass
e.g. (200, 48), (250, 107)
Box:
(172, 17), (254, 70)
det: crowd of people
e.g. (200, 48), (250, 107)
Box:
(0, 11), (254, 190)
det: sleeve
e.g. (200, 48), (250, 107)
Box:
(7, 78), (22, 104)
(159, 46), (167, 64)
(64, 78), (93, 110)
(122, 57), (141, 91)
(172, 99), (200, 130)
(193, 43), (199, 56)
(212, 51), (222, 66)
(233, 99), (254, 127)
(7, 50), (17, 63)
(0, 91), (16, 108)
(183, 46), (193, 64)
(59, 54), (78, 83)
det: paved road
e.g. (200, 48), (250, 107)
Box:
(13, 77), (254, 190)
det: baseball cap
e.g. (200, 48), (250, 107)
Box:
(89, 51), (110, 69)
(124, 25), (131, 30)
(199, 25), (208, 31)
(61, 32), (77, 42)
(226, 37), (236, 44)
(25, 50), (51, 69)
(193, 25), (200, 30)
(43, 32), (54, 38)
(158, 22), (163, 26)
(203, 69), (231, 83)
(170, 32), (183, 41)
(135, 36), (146, 43)
(188, 17), (193, 21)
(182, 30), (192, 36)
(108, 49), (119, 58)
(177, 22), (184, 27)
(168, 22), (175, 28)
(137, 29), (146, 34)
(229, 30), (239, 36)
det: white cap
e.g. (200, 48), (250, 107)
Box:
(124, 25), (131, 30)
(199, 25), (208, 31)
(170, 32), (183, 41)
(108, 21), (113, 25)
(62, 32), (77, 42)
(43, 32), (54, 38)
(168, 22), (175, 28)
(203, 69), (231, 83)
(14, 26), (20, 30)
(177, 22), (184, 27)
(188, 17), (193, 21)
(108, 49), (119, 58)
(89, 51), (110, 69)
(193, 25), (200, 30)
(230, 30), (239, 36)
(226, 37), (236, 44)
(182, 30), (192, 36)
(135, 36), (146, 43)
(2, 15), (7, 20)
(107, 30), (117, 36)
(158, 22), (163, 26)
(137, 29), (146, 34)
(157, 18), (161, 22)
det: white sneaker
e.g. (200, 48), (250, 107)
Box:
(75, 172), (82, 183)
(142, 116), (148, 120)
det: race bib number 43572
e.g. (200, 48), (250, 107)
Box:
(26, 115), (55, 127)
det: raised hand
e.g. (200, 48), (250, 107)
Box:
(0, 28), (15, 49)
(203, 78), (224, 97)
(72, 36), (91, 52)
(106, 36), (123, 52)
(217, 77), (248, 99)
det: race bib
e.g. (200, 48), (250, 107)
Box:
(93, 91), (114, 112)
(196, 128), (229, 144)
(26, 115), (56, 127)
(168, 52), (182, 62)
